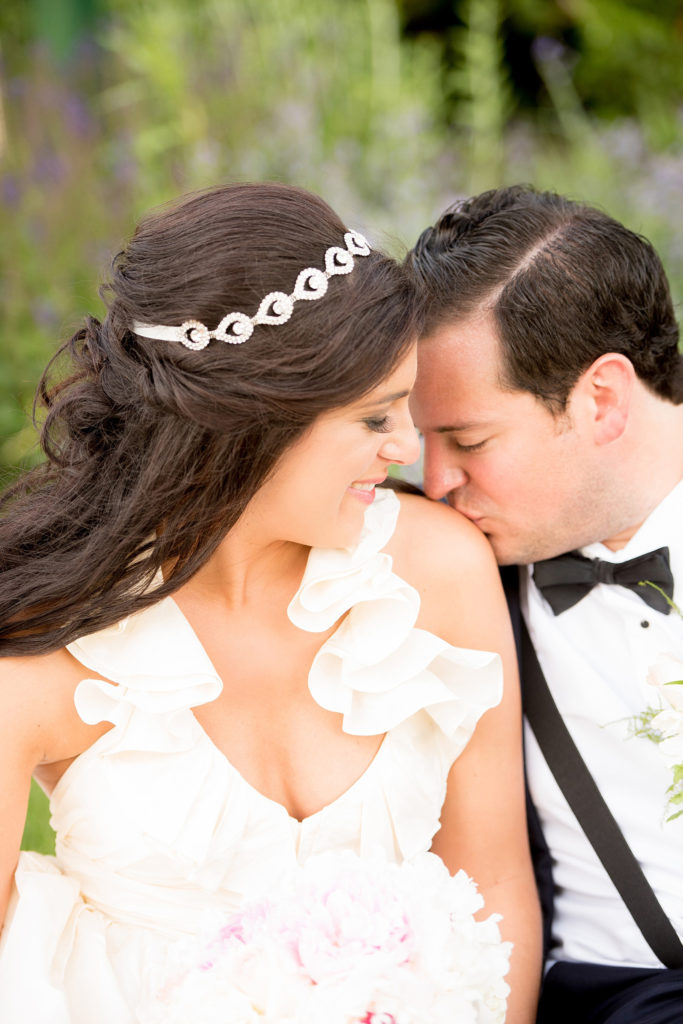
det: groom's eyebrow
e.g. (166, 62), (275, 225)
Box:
(435, 420), (488, 433)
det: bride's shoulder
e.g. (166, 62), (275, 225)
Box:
(0, 647), (72, 698)
(387, 491), (497, 578)
(0, 646), (86, 692)
(0, 648), (103, 767)
(385, 492), (504, 643)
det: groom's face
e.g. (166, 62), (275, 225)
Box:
(411, 313), (610, 565)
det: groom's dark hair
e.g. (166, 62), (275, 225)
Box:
(406, 184), (682, 411)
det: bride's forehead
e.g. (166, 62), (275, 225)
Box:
(343, 349), (418, 408)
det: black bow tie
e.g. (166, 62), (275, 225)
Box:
(532, 547), (674, 615)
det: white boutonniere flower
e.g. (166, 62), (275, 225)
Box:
(629, 583), (683, 821)
(642, 654), (683, 820)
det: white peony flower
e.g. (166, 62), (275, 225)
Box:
(137, 850), (512, 1024)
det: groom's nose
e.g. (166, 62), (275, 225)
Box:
(422, 442), (468, 501)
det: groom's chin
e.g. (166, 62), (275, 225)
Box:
(490, 547), (524, 568)
(481, 532), (536, 568)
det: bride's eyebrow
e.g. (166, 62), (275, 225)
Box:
(360, 388), (411, 408)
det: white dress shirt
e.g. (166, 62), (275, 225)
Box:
(523, 479), (683, 968)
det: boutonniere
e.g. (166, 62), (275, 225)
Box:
(629, 583), (683, 822)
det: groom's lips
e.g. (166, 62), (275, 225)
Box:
(458, 510), (493, 533)
(455, 506), (483, 523)
(447, 497), (489, 528)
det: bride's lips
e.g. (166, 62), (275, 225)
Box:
(348, 477), (386, 504)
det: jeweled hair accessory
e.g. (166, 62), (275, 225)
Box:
(132, 230), (371, 351)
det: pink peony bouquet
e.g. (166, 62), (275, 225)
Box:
(138, 851), (511, 1024)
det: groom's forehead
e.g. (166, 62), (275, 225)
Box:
(416, 324), (508, 398)
(410, 375), (505, 433)
(419, 313), (504, 364)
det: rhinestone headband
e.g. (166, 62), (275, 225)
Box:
(132, 230), (371, 351)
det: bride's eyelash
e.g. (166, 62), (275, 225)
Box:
(364, 415), (392, 433)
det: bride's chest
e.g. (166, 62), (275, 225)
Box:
(193, 685), (385, 823)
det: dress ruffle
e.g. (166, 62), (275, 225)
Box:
(289, 488), (502, 744)
(67, 597), (222, 725)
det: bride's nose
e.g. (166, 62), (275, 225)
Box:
(380, 418), (421, 467)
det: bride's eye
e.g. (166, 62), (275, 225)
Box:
(363, 415), (392, 433)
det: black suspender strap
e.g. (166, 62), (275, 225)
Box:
(520, 616), (683, 969)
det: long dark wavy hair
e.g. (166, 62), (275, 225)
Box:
(0, 183), (419, 656)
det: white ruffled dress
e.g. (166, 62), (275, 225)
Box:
(0, 489), (502, 1024)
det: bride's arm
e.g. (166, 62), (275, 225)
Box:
(0, 651), (104, 934)
(390, 494), (542, 1024)
(0, 657), (48, 933)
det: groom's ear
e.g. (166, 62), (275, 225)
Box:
(573, 353), (635, 446)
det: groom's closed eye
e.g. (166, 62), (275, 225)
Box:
(445, 436), (488, 453)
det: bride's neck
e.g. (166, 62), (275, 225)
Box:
(180, 522), (310, 613)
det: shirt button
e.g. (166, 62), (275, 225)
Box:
(640, 620), (650, 629)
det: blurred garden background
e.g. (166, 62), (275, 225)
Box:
(2, 0), (682, 852)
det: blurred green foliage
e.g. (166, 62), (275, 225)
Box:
(21, 780), (55, 854)
(1, 0), (681, 850)
(402, 0), (683, 145)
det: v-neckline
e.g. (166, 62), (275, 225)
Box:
(166, 594), (388, 826)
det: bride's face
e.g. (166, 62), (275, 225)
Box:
(244, 346), (420, 550)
